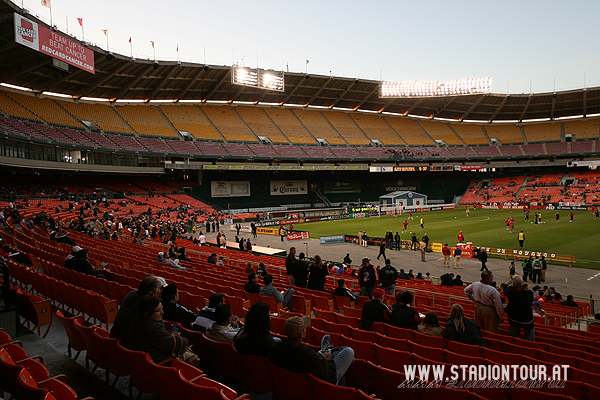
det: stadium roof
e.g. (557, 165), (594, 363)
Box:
(2, 0), (600, 123)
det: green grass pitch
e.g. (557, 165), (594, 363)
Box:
(294, 208), (600, 269)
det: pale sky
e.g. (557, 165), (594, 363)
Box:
(14, 0), (600, 94)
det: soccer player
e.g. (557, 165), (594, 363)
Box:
(402, 220), (409, 233)
(555, 211), (560, 223)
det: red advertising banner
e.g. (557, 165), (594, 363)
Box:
(287, 231), (310, 240)
(14, 13), (95, 74)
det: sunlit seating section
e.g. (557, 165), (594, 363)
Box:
(424, 146), (453, 158)
(523, 122), (561, 143)
(246, 143), (280, 158)
(164, 139), (203, 156)
(4, 91), (81, 128)
(447, 146), (477, 158)
(472, 145), (501, 157)
(264, 108), (316, 144)
(350, 113), (399, 145)
(159, 105), (222, 140)
(81, 131), (120, 150)
(490, 176), (526, 186)
(201, 105), (256, 142)
(557, 185), (586, 203)
(301, 146), (335, 159)
(356, 146), (387, 159)
(293, 109), (346, 145)
(106, 133), (148, 152)
(235, 106), (288, 143)
(451, 124), (489, 145)
(545, 142), (568, 155)
(271, 144), (306, 158)
(23, 121), (77, 145)
(60, 101), (132, 134)
(0, 90), (42, 121)
(521, 143), (545, 156)
(420, 121), (462, 145)
(499, 144), (524, 156)
(484, 124), (523, 144)
(321, 111), (369, 145)
(195, 141), (229, 156)
(570, 140), (593, 153)
(222, 142), (254, 157)
(564, 119), (600, 140)
(114, 105), (177, 138)
(136, 136), (174, 154)
(383, 117), (433, 145)
(460, 183), (486, 204)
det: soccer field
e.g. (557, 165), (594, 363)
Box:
(293, 208), (600, 268)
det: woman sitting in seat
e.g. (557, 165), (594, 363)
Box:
(417, 311), (444, 337)
(444, 304), (485, 346)
(233, 302), (278, 356)
(161, 283), (197, 330)
(125, 295), (189, 363)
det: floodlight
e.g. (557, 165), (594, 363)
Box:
(232, 66), (284, 92)
(380, 77), (492, 98)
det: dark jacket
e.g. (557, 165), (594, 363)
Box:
(244, 281), (261, 294)
(110, 290), (143, 340)
(163, 301), (197, 329)
(233, 328), (276, 357)
(292, 259), (309, 287)
(360, 300), (391, 330)
(307, 263), (328, 290)
(268, 340), (337, 384)
(390, 303), (420, 330)
(445, 317), (486, 346)
(379, 265), (398, 288)
(125, 317), (189, 363)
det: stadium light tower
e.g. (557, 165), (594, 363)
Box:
(232, 66), (284, 92)
(380, 77), (492, 98)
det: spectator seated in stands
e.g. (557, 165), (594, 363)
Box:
(193, 293), (224, 333)
(176, 246), (190, 261)
(163, 252), (185, 271)
(440, 272), (454, 286)
(161, 283), (197, 330)
(111, 276), (163, 340)
(561, 295), (578, 308)
(398, 269), (410, 280)
(260, 274), (295, 310)
(418, 311), (444, 337)
(332, 279), (358, 305)
(451, 274), (464, 286)
(244, 272), (261, 294)
(157, 251), (164, 262)
(205, 304), (240, 344)
(390, 291), (420, 330)
(268, 316), (355, 386)
(70, 247), (106, 278)
(233, 302), (278, 356)
(125, 295), (189, 363)
(207, 253), (217, 264)
(256, 262), (269, 277)
(360, 288), (391, 330)
(445, 304), (485, 346)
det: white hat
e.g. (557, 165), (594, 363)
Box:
(72, 246), (83, 253)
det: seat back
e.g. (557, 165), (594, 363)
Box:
(55, 311), (86, 360)
(233, 350), (273, 394)
(203, 334), (239, 379)
(116, 341), (158, 396)
(266, 359), (312, 400)
(144, 353), (189, 399)
(16, 367), (48, 400)
(307, 373), (358, 400)
(73, 319), (108, 371)
(93, 329), (130, 381)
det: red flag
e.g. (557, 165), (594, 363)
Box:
(77, 17), (83, 26)
(128, 37), (131, 43)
